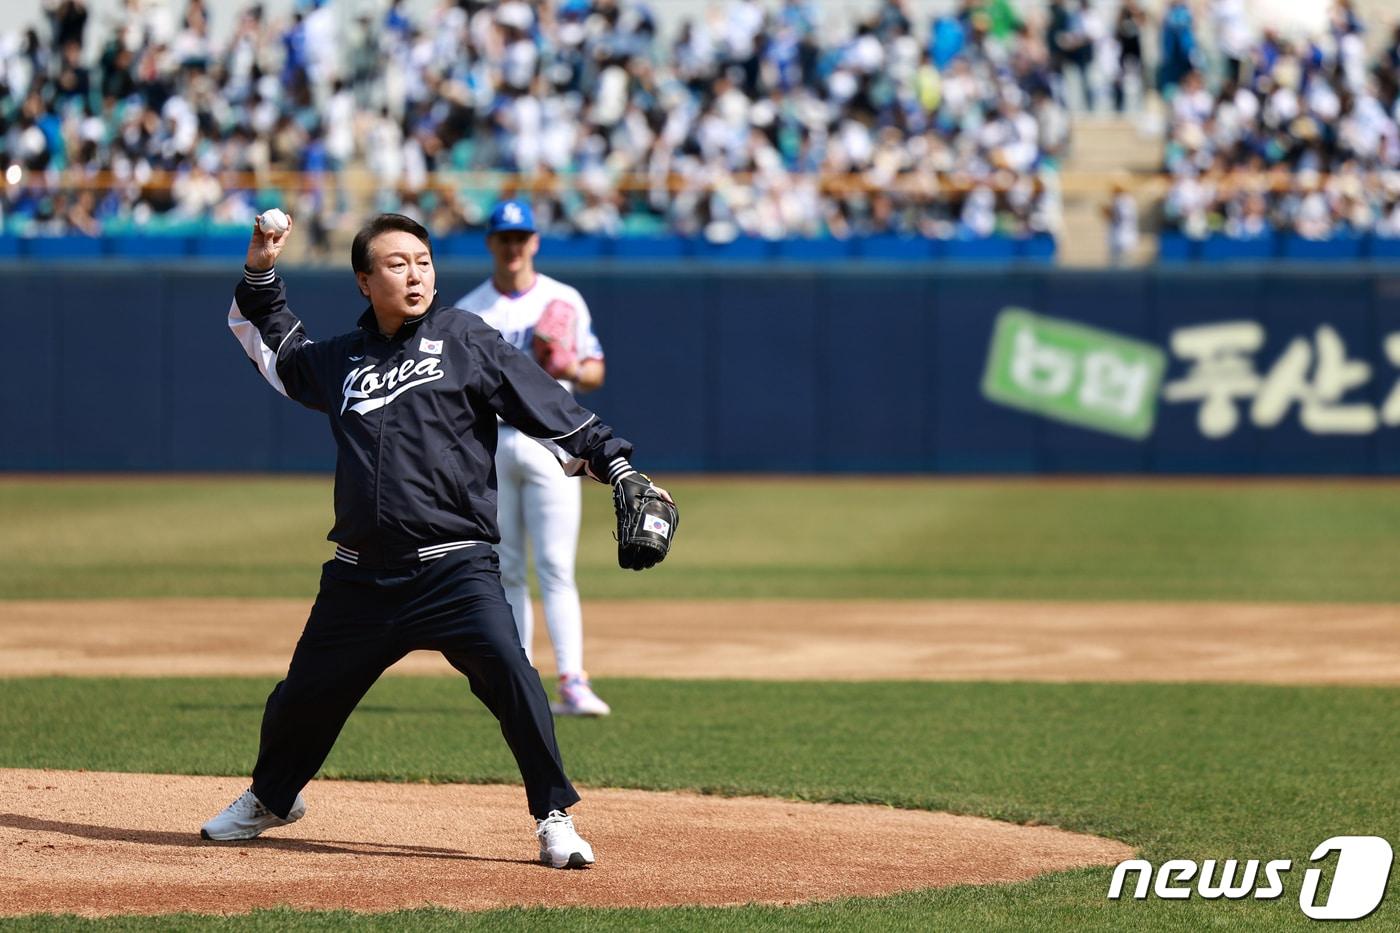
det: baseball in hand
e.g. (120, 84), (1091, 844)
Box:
(258, 208), (290, 236)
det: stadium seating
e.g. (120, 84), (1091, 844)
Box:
(0, 230), (1061, 265)
(1017, 233), (1057, 263)
(539, 236), (607, 260)
(691, 237), (776, 261)
(1371, 237), (1400, 260)
(106, 235), (191, 259)
(435, 234), (491, 260)
(773, 238), (854, 261)
(1158, 232), (1400, 263)
(1199, 234), (1276, 262)
(24, 236), (104, 260)
(944, 237), (1019, 262)
(0, 0), (1062, 258)
(1279, 234), (1365, 262)
(856, 235), (938, 262)
(608, 236), (688, 260)
(190, 234), (255, 258)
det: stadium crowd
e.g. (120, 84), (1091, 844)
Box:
(1163, 0), (1400, 241)
(0, 0), (1078, 243)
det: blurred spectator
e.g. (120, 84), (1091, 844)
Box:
(1047, 0), (1092, 110)
(1210, 0), (1252, 85)
(1159, 0), (1198, 96)
(44, 0), (88, 55)
(1103, 181), (1137, 263)
(1113, 0), (1146, 112)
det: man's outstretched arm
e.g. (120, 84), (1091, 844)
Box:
(465, 313), (637, 480)
(466, 314), (678, 568)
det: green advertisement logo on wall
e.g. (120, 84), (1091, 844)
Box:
(982, 308), (1167, 440)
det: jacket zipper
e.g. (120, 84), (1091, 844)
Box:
(373, 336), (392, 529)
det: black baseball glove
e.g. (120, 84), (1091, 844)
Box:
(613, 473), (678, 570)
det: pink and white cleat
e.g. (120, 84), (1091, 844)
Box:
(551, 672), (611, 717)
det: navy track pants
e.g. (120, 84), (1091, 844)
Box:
(249, 546), (579, 820)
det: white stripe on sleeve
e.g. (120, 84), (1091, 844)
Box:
(606, 457), (636, 484)
(546, 414), (597, 441)
(228, 298), (293, 399)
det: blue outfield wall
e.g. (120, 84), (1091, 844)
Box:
(6, 262), (1400, 474)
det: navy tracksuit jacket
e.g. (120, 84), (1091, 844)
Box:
(228, 266), (633, 819)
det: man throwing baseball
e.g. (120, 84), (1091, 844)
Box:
(452, 201), (612, 716)
(202, 210), (677, 868)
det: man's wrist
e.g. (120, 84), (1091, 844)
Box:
(606, 457), (637, 485)
(244, 265), (276, 285)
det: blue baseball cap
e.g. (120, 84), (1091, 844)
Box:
(487, 200), (536, 234)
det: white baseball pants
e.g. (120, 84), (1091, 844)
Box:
(494, 425), (585, 676)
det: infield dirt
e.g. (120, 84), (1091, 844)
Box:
(1, 598), (1398, 683)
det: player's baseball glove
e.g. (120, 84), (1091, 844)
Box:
(532, 299), (578, 378)
(613, 473), (678, 571)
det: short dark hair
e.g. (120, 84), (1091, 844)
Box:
(351, 214), (432, 274)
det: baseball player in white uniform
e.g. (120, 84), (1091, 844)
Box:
(453, 200), (611, 716)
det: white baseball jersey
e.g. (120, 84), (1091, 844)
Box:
(452, 273), (603, 392)
(451, 272), (603, 677)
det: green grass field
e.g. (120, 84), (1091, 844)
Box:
(1, 476), (1398, 930)
(3, 476), (1400, 600)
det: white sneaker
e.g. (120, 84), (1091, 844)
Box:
(536, 809), (595, 868)
(551, 673), (611, 717)
(200, 787), (306, 841)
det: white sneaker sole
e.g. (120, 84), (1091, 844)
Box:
(200, 801), (306, 841)
(540, 849), (595, 869)
(550, 701), (610, 717)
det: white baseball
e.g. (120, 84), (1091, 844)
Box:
(258, 208), (289, 235)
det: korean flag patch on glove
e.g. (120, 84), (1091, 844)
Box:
(612, 473), (678, 571)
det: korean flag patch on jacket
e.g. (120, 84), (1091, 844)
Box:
(420, 338), (443, 354)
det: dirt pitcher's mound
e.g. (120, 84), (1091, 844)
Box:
(0, 769), (1132, 917)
